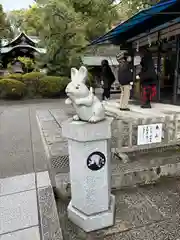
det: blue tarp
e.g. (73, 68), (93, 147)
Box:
(90, 0), (178, 45)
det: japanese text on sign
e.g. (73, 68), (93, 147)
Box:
(137, 123), (163, 145)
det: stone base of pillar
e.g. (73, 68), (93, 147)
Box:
(67, 194), (115, 233)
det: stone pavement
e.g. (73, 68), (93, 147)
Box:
(0, 99), (70, 178)
(0, 99), (68, 240)
(0, 171), (62, 240)
(2, 98), (180, 240)
(57, 179), (180, 239)
(34, 98), (180, 239)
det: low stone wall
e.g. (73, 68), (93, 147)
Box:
(36, 109), (71, 186)
(55, 146), (180, 199)
(104, 101), (180, 153)
(36, 102), (180, 190)
(36, 101), (180, 239)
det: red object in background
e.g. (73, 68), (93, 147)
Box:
(142, 85), (157, 103)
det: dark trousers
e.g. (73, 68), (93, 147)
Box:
(102, 87), (110, 100)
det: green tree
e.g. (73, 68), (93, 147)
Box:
(7, 0), (120, 75)
(22, 5), (43, 36)
(36, 0), (88, 75)
(118, 0), (160, 19)
(35, 0), (119, 75)
(69, 0), (119, 41)
(8, 5), (43, 36)
(7, 10), (24, 35)
(0, 4), (13, 67)
(0, 4), (13, 39)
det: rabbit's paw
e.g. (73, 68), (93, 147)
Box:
(73, 115), (80, 121)
(65, 98), (72, 105)
(75, 99), (83, 105)
(89, 115), (101, 123)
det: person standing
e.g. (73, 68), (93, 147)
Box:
(101, 60), (115, 101)
(118, 54), (133, 111)
(139, 50), (157, 108)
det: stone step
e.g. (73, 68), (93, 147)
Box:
(55, 147), (180, 199)
(56, 178), (180, 240)
(112, 148), (180, 190)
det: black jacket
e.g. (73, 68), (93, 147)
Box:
(139, 52), (157, 86)
(118, 61), (133, 86)
(101, 63), (115, 88)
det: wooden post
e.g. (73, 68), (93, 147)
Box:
(131, 48), (136, 99)
(173, 35), (180, 105)
(157, 32), (161, 102)
(0, 39), (2, 62)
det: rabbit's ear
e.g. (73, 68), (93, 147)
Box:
(78, 66), (88, 83)
(71, 68), (78, 82)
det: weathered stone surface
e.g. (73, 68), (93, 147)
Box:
(37, 104), (180, 189)
(38, 186), (63, 240)
(0, 173), (35, 196)
(55, 147), (180, 199)
(38, 103), (180, 162)
(105, 101), (180, 152)
(142, 183), (180, 219)
(0, 190), (38, 235)
(56, 179), (180, 240)
(112, 149), (180, 189)
(62, 118), (115, 232)
(37, 171), (51, 189)
(36, 110), (70, 186)
(55, 173), (71, 200)
(29, 108), (48, 173)
(0, 227), (40, 240)
(0, 108), (34, 178)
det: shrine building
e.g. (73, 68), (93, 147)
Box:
(0, 32), (46, 72)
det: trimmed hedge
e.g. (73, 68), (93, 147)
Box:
(7, 73), (23, 81)
(0, 72), (71, 99)
(22, 72), (45, 97)
(39, 76), (70, 97)
(0, 79), (25, 99)
(22, 72), (45, 82)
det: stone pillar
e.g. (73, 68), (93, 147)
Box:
(62, 118), (115, 233)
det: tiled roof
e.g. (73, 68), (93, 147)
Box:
(1, 45), (46, 54)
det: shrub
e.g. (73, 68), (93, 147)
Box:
(22, 72), (45, 97)
(7, 73), (23, 81)
(22, 72), (45, 82)
(39, 76), (70, 98)
(0, 79), (25, 99)
(59, 76), (70, 90)
(18, 56), (35, 72)
(7, 63), (13, 73)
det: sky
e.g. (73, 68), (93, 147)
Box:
(1, 0), (34, 11)
(1, 0), (122, 11)
(1, 0), (121, 11)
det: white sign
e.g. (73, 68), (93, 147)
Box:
(134, 55), (141, 66)
(137, 123), (163, 145)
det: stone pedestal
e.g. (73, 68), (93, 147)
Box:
(62, 118), (115, 233)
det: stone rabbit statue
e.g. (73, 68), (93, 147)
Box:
(65, 66), (105, 123)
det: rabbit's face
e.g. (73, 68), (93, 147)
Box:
(66, 81), (89, 99)
(65, 66), (89, 100)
